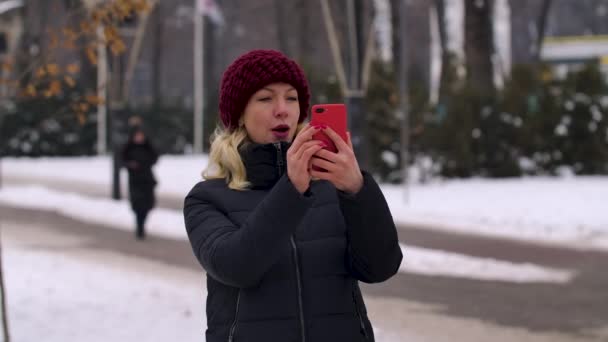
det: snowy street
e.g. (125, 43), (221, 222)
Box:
(2, 205), (607, 341)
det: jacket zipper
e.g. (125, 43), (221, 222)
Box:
(352, 283), (369, 339)
(274, 143), (306, 342)
(291, 237), (306, 342)
(227, 290), (241, 342)
(274, 142), (284, 176)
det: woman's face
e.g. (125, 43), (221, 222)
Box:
(241, 82), (300, 144)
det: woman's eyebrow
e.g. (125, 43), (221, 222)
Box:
(261, 87), (296, 92)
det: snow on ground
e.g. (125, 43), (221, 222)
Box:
(399, 244), (573, 284)
(382, 177), (608, 250)
(0, 156), (593, 342)
(8, 235), (432, 342)
(4, 222), (207, 342)
(0, 184), (575, 284)
(2, 155), (607, 250)
(3, 220), (592, 342)
(1, 155), (208, 199)
(0, 185), (187, 241)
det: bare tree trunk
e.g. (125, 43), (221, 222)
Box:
(274, 0), (290, 55)
(0, 158), (9, 342)
(295, 0), (310, 62)
(434, 0), (455, 102)
(0, 221), (9, 342)
(534, 0), (553, 62)
(435, 0), (447, 53)
(389, 0), (401, 73)
(152, 2), (163, 105)
(0, 83), (14, 336)
(465, 0), (495, 94)
(122, 3), (155, 104)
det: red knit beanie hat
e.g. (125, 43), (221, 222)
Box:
(219, 49), (311, 131)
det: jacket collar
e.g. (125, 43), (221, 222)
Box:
(240, 141), (291, 189)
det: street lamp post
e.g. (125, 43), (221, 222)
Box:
(97, 25), (108, 156)
(108, 14), (140, 200)
(193, 0), (205, 154)
(398, 0), (410, 202)
(345, 0), (368, 170)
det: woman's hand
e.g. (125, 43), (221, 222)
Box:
(310, 128), (363, 195)
(287, 124), (325, 194)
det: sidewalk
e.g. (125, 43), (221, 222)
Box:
(2, 205), (607, 341)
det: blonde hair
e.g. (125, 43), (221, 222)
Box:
(203, 125), (251, 190)
(203, 123), (306, 191)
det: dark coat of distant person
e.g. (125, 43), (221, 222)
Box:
(123, 129), (158, 237)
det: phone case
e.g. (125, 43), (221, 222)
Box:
(310, 104), (348, 153)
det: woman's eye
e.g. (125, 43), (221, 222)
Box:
(287, 96), (298, 102)
(257, 97), (271, 102)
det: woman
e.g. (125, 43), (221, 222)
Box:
(123, 127), (158, 239)
(184, 50), (402, 342)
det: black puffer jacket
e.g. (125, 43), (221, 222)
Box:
(184, 142), (402, 342)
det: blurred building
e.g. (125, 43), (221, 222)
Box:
(540, 0), (608, 80)
(540, 35), (608, 79)
(510, 0), (608, 66)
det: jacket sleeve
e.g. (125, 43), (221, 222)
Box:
(340, 171), (403, 283)
(184, 176), (314, 288)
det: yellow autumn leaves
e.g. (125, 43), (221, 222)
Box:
(88, 0), (152, 61)
(0, 0), (152, 123)
(20, 62), (81, 98)
(72, 95), (104, 125)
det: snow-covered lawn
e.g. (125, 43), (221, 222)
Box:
(2, 155), (607, 251)
(383, 177), (608, 250)
(3, 221), (207, 342)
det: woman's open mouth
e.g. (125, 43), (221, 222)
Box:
(271, 125), (290, 139)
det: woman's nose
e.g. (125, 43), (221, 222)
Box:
(274, 98), (289, 117)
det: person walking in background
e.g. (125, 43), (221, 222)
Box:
(123, 127), (158, 240)
(183, 49), (402, 341)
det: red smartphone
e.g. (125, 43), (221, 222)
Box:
(310, 103), (348, 153)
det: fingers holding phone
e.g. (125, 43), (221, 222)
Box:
(307, 103), (363, 194)
(287, 124), (324, 194)
(311, 127), (363, 195)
